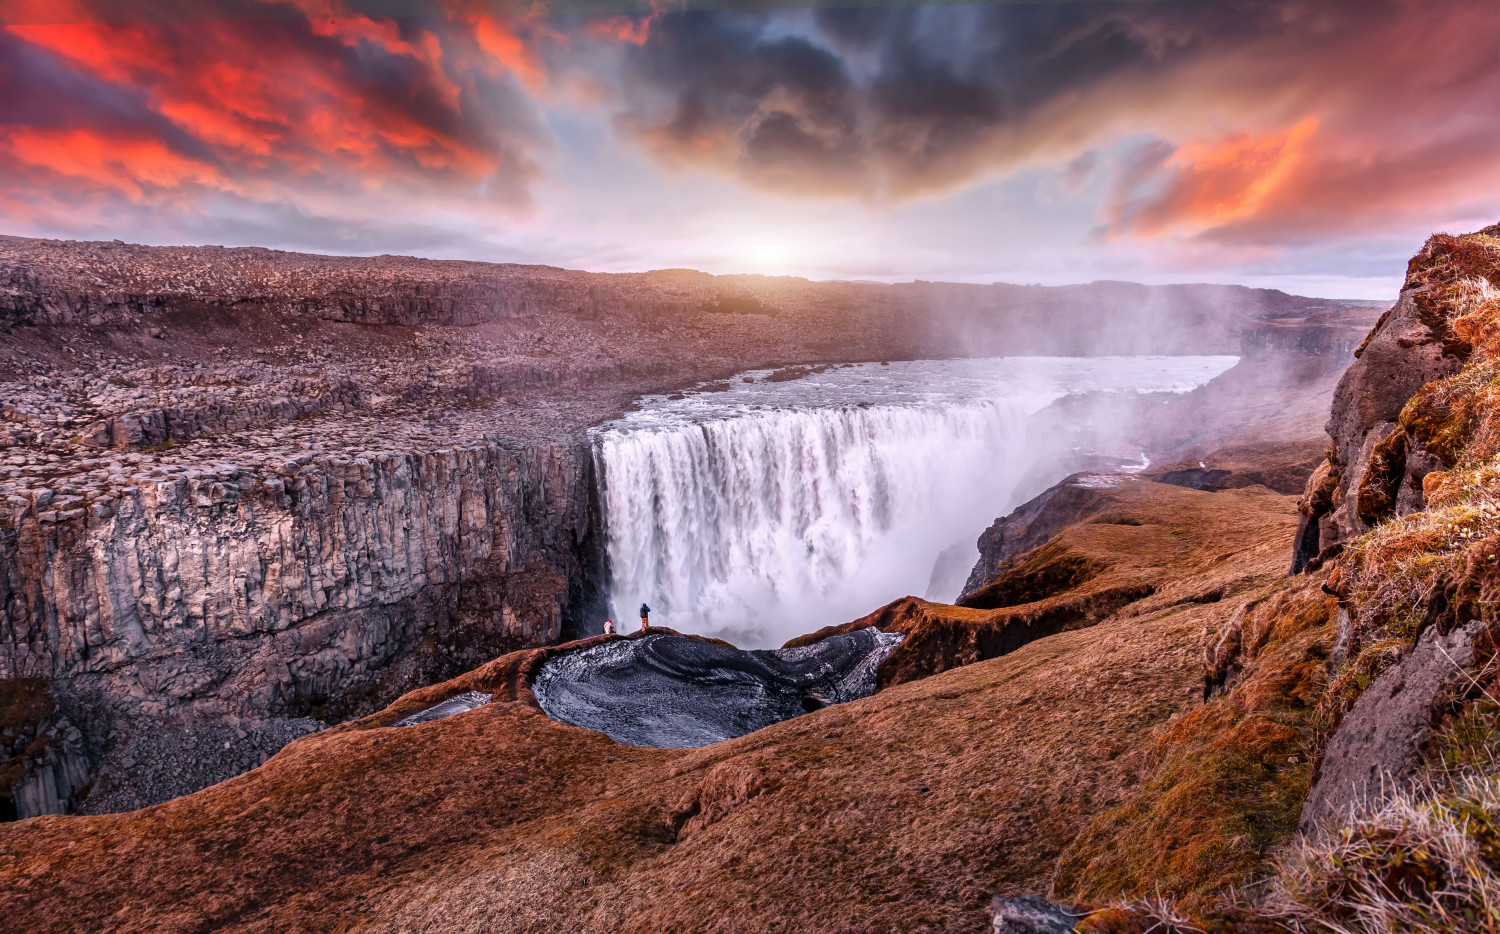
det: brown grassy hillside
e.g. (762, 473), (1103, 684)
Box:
(0, 477), (1302, 934)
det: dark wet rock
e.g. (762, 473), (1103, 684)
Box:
(1300, 620), (1484, 833)
(0, 678), (91, 821)
(394, 691), (492, 727)
(533, 628), (902, 748)
(991, 895), (1080, 934)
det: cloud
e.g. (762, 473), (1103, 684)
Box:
(605, 0), (1500, 241)
(1108, 119), (1319, 237)
(0, 0), (1495, 271)
(0, 4), (555, 233)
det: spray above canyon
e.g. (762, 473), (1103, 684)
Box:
(591, 356), (1237, 646)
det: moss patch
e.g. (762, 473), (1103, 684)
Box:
(1356, 425), (1407, 526)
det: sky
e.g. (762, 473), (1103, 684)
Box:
(1, 0), (1498, 298)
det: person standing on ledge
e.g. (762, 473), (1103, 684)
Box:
(639, 603), (651, 631)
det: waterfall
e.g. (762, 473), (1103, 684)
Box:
(593, 356), (1236, 648)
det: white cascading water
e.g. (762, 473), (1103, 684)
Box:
(594, 356), (1236, 648)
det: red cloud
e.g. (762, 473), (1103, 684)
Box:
(0, 4), (584, 227)
(473, 14), (548, 89)
(3, 126), (222, 198)
(8, 16), (500, 179)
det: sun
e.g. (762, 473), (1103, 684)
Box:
(740, 239), (795, 274)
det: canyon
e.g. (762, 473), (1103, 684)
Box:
(0, 233), (1378, 822)
(9, 224), (1497, 933)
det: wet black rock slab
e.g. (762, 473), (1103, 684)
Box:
(533, 628), (902, 748)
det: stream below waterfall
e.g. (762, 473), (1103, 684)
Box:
(591, 355), (1236, 648)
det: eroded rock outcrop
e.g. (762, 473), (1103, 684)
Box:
(1299, 619), (1485, 831)
(1291, 227), (1500, 571)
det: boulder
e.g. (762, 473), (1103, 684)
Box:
(1299, 620), (1485, 832)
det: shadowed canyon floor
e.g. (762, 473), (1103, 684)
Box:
(0, 472), (1306, 933)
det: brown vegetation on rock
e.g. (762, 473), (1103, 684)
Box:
(1296, 226), (1500, 569)
(1067, 222), (1500, 932)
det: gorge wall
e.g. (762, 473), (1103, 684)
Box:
(2, 437), (603, 814)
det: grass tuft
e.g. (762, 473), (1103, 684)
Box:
(1262, 773), (1500, 934)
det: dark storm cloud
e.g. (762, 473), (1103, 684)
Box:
(609, 0), (1500, 237)
(614, 13), (864, 187)
(614, 2), (1224, 196)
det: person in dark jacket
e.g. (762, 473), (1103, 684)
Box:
(639, 603), (651, 631)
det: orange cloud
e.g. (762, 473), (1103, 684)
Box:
(1167, 119), (1316, 225)
(1, 9), (543, 211)
(473, 15), (547, 90)
(1109, 119), (1319, 238)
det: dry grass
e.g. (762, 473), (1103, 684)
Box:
(1053, 580), (1335, 911)
(1336, 463), (1500, 673)
(1074, 897), (1208, 933)
(1262, 774), (1500, 934)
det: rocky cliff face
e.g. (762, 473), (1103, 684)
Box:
(2, 435), (603, 814)
(1292, 226), (1500, 571)
(1288, 226), (1500, 818)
